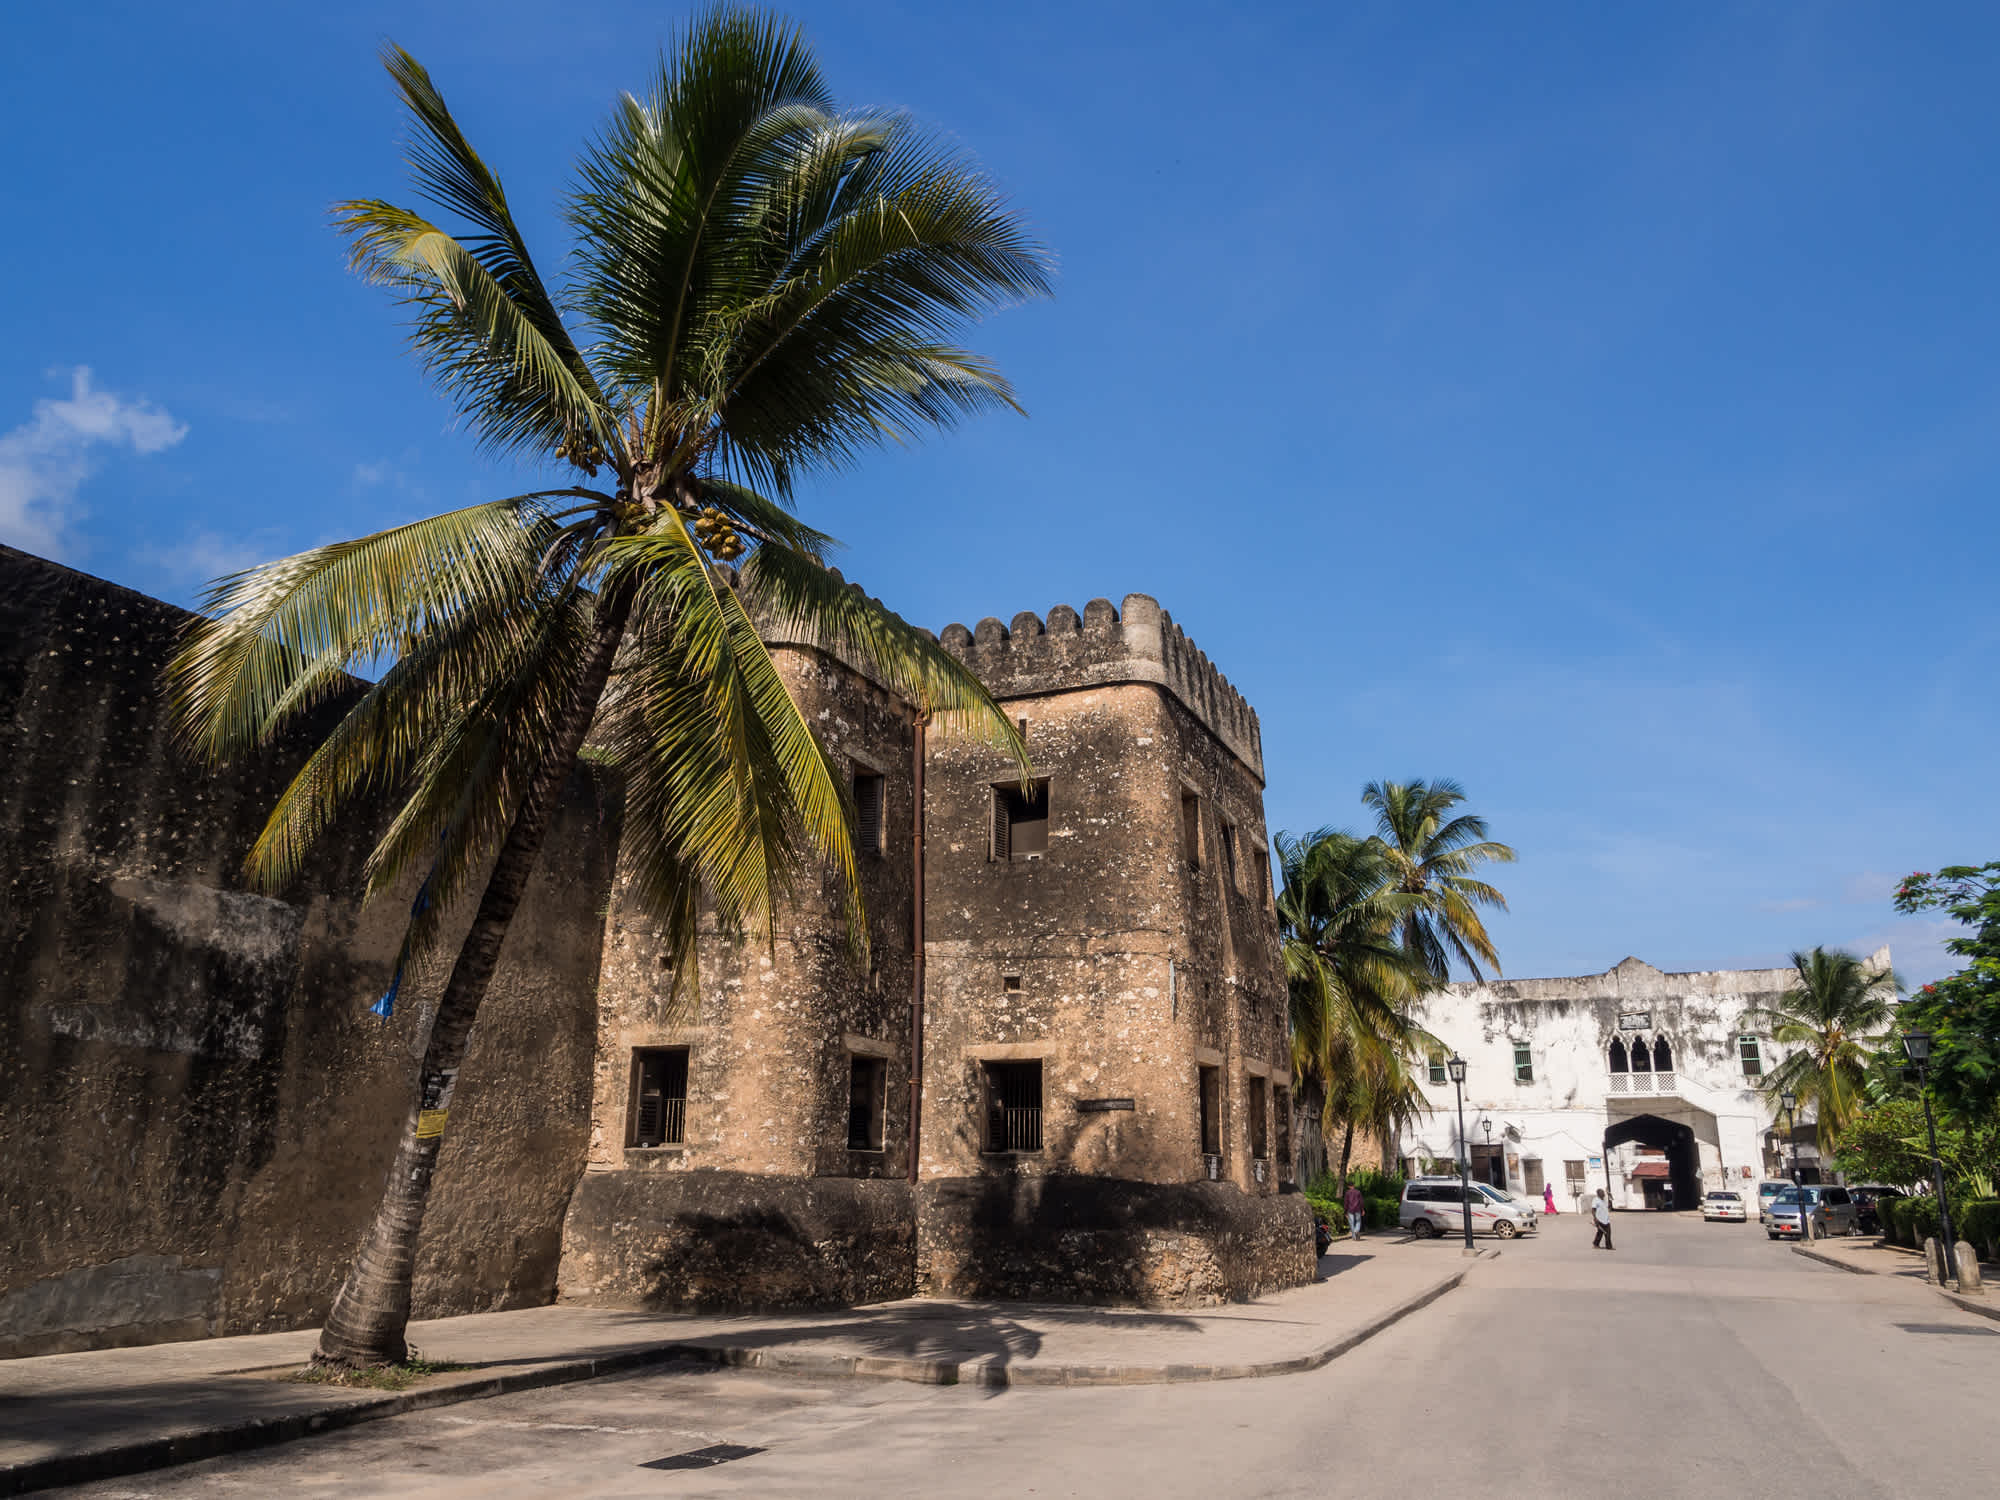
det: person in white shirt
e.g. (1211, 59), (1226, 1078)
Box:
(1591, 1188), (1615, 1250)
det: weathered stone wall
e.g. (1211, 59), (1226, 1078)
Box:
(0, 547), (609, 1357)
(578, 643), (916, 1181)
(916, 1178), (1314, 1306)
(558, 1171), (913, 1311)
(927, 596), (1292, 1198)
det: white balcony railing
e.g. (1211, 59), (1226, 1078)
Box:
(1609, 1072), (1675, 1096)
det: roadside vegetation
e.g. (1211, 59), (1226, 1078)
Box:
(168, 6), (1047, 1369)
(1278, 779), (1515, 1195)
(1832, 864), (2000, 1261)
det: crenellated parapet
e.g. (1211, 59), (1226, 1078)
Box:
(937, 594), (1264, 781)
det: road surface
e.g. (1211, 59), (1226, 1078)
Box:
(63, 1212), (1998, 1498)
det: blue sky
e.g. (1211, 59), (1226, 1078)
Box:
(4, 2), (1994, 982)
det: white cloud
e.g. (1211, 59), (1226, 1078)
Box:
(0, 368), (188, 558)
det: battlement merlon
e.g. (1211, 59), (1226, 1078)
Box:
(938, 593), (1265, 783)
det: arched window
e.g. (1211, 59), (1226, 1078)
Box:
(1608, 1038), (1628, 1073)
(1652, 1037), (1673, 1073)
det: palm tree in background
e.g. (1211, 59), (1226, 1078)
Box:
(1278, 829), (1440, 1190)
(1741, 946), (1901, 1155)
(168, 10), (1047, 1367)
(1361, 778), (1517, 981)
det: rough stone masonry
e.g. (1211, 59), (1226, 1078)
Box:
(0, 545), (1311, 1358)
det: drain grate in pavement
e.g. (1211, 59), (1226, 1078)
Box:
(640, 1443), (768, 1470)
(1895, 1322), (1999, 1337)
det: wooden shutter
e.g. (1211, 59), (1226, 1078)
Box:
(855, 773), (882, 853)
(992, 788), (1010, 861)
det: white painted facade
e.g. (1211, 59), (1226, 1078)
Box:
(1396, 954), (1882, 1212)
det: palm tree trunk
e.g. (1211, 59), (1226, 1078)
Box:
(314, 588), (632, 1367)
(1336, 1121), (1356, 1195)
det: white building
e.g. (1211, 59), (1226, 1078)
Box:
(1397, 953), (1884, 1212)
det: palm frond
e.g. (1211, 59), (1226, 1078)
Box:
(168, 497), (577, 765)
(335, 199), (620, 463)
(740, 543), (1026, 765)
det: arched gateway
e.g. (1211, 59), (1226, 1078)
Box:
(1603, 1113), (1701, 1210)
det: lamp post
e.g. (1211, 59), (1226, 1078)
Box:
(1779, 1090), (1808, 1242)
(1481, 1118), (1494, 1188)
(1903, 1031), (1956, 1274)
(1447, 1055), (1473, 1253)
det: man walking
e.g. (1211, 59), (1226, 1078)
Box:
(1343, 1180), (1366, 1241)
(1591, 1188), (1615, 1250)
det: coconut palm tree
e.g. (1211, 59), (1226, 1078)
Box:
(1277, 829), (1439, 1189)
(1741, 947), (1901, 1156)
(168, 10), (1048, 1368)
(1361, 778), (1516, 981)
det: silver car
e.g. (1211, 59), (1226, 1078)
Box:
(1767, 1185), (1856, 1239)
(1400, 1177), (1535, 1240)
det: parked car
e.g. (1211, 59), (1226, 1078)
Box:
(1768, 1185), (1857, 1239)
(1757, 1180), (1792, 1227)
(1400, 1177), (1536, 1240)
(1850, 1186), (1905, 1234)
(1472, 1182), (1539, 1232)
(1702, 1190), (1747, 1222)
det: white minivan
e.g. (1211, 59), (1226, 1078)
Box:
(1400, 1177), (1537, 1240)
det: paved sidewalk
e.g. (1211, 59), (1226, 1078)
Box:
(0, 1237), (1482, 1496)
(1790, 1234), (1999, 1321)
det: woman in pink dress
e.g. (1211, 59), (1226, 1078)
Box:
(1543, 1183), (1558, 1215)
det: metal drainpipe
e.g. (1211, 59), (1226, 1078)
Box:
(907, 713), (926, 1185)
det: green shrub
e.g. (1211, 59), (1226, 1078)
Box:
(1883, 1197), (1911, 1246)
(1949, 1198), (1999, 1260)
(1302, 1167), (1407, 1233)
(1902, 1195), (1943, 1247)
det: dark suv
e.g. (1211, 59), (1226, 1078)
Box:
(1851, 1186), (1905, 1234)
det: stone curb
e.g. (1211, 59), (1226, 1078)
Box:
(0, 1265), (1477, 1496)
(1790, 1244), (1874, 1276)
(1789, 1243), (1998, 1322)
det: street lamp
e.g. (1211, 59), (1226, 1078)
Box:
(1447, 1055), (1473, 1253)
(1779, 1089), (1808, 1242)
(1481, 1118), (1494, 1188)
(1903, 1031), (1957, 1274)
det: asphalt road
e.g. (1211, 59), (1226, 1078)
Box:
(63, 1213), (2000, 1499)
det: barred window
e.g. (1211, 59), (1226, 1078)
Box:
(630, 1047), (689, 1148)
(981, 1060), (1043, 1152)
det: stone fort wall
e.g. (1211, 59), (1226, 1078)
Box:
(0, 547), (612, 1358)
(3, 553), (1312, 1351)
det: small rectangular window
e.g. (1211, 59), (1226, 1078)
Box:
(1222, 819), (1239, 889)
(853, 770), (885, 855)
(1247, 1075), (1268, 1161)
(1253, 847), (1271, 907)
(993, 780), (1049, 860)
(1739, 1035), (1763, 1078)
(1565, 1159), (1587, 1186)
(981, 1060), (1043, 1152)
(629, 1047), (689, 1148)
(1274, 1085), (1292, 1179)
(1180, 790), (1201, 868)
(1523, 1158), (1545, 1195)
(847, 1054), (887, 1151)
(1002, 972), (1022, 995)
(1513, 1044), (1534, 1084)
(1197, 1064), (1221, 1156)
(1428, 1056), (1447, 1085)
